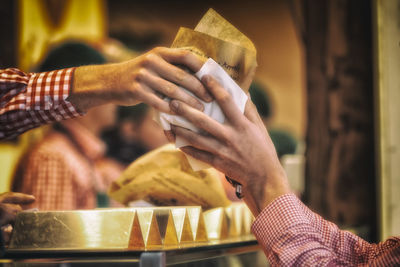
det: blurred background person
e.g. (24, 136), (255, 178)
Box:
(12, 42), (123, 210)
(102, 104), (168, 166)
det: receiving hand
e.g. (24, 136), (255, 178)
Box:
(169, 76), (290, 215)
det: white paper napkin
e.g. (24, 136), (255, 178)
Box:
(159, 58), (248, 170)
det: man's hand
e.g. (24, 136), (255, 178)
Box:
(0, 192), (35, 227)
(0, 192), (35, 245)
(169, 76), (291, 216)
(70, 47), (212, 113)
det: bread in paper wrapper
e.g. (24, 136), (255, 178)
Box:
(108, 144), (231, 209)
(172, 8), (257, 91)
(109, 10), (257, 207)
(159, 8), (258, 170)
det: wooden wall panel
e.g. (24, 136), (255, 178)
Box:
(303, 0), (376, 241)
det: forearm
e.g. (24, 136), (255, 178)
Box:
(68, 63), (130, 112)
(162, 59), (400, 266)
(243, 164), (291, 216)
(0, 64), (123, 138)
(69, 47), (209, 113)
(251, 194), (375, 266)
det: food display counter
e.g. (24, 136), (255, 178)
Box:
(1, 204), (263, 266)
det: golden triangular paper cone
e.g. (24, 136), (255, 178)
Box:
(154, 209), (178, 247)
(242, 205), (254, 235)
(195, 213), (208, 242)
(186, 207), (208, 242)
(204, 208), (229, 240)
(128, 211), (145, 249)
(171, 208), (194, 243)
(147, 213), (163, 249)
(225, 206), (238, 237)
(230, 203), (244, 237)
(136, 209), (162, 249)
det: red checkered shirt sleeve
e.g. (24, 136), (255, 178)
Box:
(0, 68), (82, 140)
(251, 194), (400, 266)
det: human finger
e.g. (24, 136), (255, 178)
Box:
(180, 146), (229, 177)
(0, 192), (35, 205)
(141, 70), (204, 111)
(169, 100), (229, 141)
(180, 146), (216, 166)
(148, 55), (212, 102)
(243, 100), (272, 145)
(164, 130), (176, 143)
(172, 125), (223, 155)
(0, 203), (22, 226)
(202, 75), (245, 126)
(156, 47), (204, 73)
(135, 83), (171, 113)
(1, 224), (12, 245)
(244, 99), (264, 127)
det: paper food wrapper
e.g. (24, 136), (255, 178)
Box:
(108, 144), (231, 209)
(160, 8), (257, 170)
(172, 8), (257, 90)
(159, 58), (248, 170)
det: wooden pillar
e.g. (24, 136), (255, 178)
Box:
(303, 0), (376, 240)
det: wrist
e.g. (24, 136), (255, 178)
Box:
(262, 170), (291, 208)
(68, 63), (119, 112)
(243, 166), (291, 216)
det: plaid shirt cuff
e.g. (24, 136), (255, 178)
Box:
(26, 68), (83, 119)
(251, 194), (310, 252)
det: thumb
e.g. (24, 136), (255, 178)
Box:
(0, 192), (35, 205)
(244, 99), (264, 127)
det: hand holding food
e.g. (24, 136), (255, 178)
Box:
(170, 76), (291, 216)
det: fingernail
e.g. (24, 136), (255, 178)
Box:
(195, 101), (204, 111)
(170, 100), (179, 111)
(204, 92), (213, 102)
(202, 75), (211, 84)
(171, 125), (177, 133)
